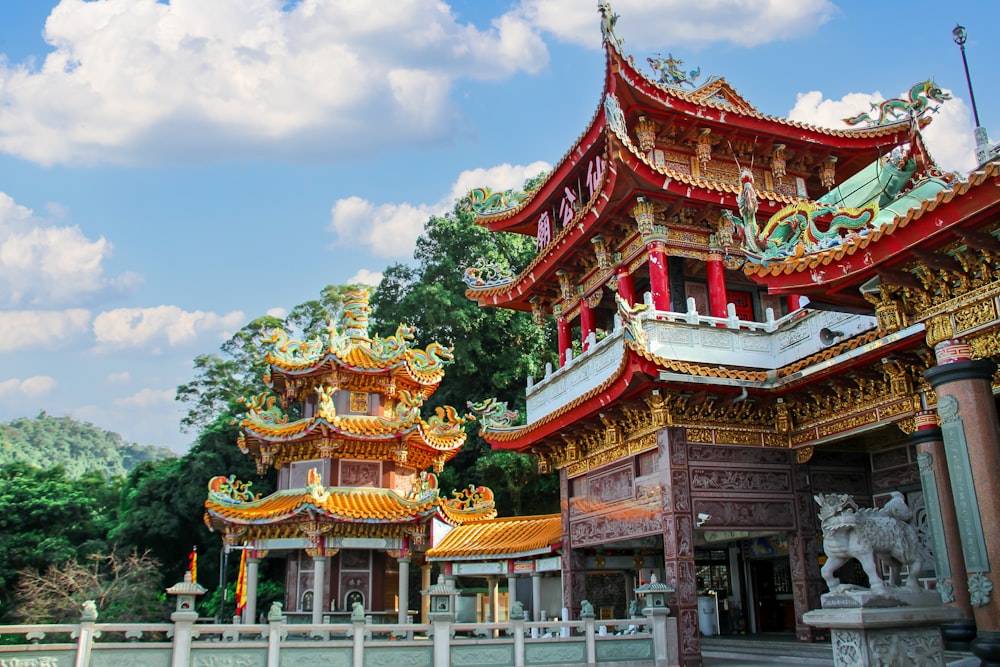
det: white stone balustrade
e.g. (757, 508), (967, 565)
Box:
(526, 302), (883, 423)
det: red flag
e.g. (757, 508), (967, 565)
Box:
(235, 549), (248, 614)
(188, 546), (198, 584)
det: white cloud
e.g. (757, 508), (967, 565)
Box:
(0, 376), (57, 399)
(0, 0), (548, 166)
(92, 305), (246, 351)
(329, 161), (551, 258)
(516, 0), (835, 50)
(0, 309), (91, 352)
(265, 307), (288, 319)
(788, 88), (977, 174)
(349, 269), (384, 287)
(0, 192), (140, 307)
(107, 371), (131, 384)
(114, 387), (174, 408)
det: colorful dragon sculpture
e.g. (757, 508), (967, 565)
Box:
(462, 260), (515, 289)
(647, 53), (701, 88)
(458, 187), (531, 217)
(844, 80), (950, 127)
(467, 397), (520, 430)
(721, 169), (878, 263)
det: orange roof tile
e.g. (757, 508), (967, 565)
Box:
(206, 487), (439, 524)
(426, 514), (562, 560)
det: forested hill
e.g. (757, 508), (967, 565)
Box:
(0, 413), (175, 478)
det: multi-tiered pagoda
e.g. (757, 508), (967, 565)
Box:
(463, 4), (1000, 666)
(205, 289), (495, 624)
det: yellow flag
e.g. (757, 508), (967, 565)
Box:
(235, 549), (248, 614)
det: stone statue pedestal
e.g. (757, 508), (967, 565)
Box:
(803, 604), (964, 666)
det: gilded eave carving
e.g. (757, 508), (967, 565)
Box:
(543, 360), (928, 474)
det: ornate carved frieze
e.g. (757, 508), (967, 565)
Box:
(692, 499), (796, 530)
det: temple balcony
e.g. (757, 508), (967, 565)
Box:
(526, 297), (883, 423)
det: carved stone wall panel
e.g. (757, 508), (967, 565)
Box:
(587, 464), (634, 504)
(677, 607), (701, 663)
(671, 470), (691, 512)
(871, 463), (919, 491)
(687, 444), (790, 465)
(689, 468), (791, 493)
(692, 499), (796, 530)
(809, 471), (869, 496)
(676, 514), (694, 558)
(662, 515), (676, 560)
(665, 428), (688, 466)
(569, 510), (664, 548)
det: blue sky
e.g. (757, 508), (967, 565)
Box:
(0, 0), (996, 452)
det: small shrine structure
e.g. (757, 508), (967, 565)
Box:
(463, 3), (1000, 666)
(205, 289), (496, 624)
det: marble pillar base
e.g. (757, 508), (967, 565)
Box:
(803, 605), (964, 667)
(972, 630), (1000, 667)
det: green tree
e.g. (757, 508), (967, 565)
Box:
(370, 203), (560, 516)
(0, 464), (121, 619)
(112, 418), (274, 596)
(0, 414), (173, 478)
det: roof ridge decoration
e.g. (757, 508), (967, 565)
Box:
(468, 398), (521, 431)
(462, 260), (515, 290)
(726, 119), (960, 268)
(261, 290), (452, 377)
(647, 53), (701, 88)
(458, 186), (536, 218)
(598, 1), (622, 50)
(844, 80), (951, 127)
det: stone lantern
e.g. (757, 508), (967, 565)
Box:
(166, 572), (207, 617)
(423, 575), (461, 620)
(634, 574), (673, 612)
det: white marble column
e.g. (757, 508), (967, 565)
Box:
(507, 574), (518, 610)
(397, 557), (411, 625)
(311, 554), (326, 625)
(531, 572), (543, 622)
(244, 557), (260, 624)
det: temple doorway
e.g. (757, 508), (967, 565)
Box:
(749, 558), (794, 633)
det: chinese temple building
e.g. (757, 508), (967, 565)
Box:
(204, 289), (496, 624)
(464, 4), (1000, 666)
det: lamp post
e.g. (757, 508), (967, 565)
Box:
(953, 24), (994, 164)
(952, 24), (981, 127)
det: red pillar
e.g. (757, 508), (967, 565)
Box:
(616, 266), (636, 307)
(557, 316), (570, 367)
(706, 252), (728, 319)
(786, 295), (802, 313)
(579, 298), (595, 352)
(647, 242), (670, 311)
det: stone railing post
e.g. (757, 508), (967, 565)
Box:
(510, 605), (526, 667)
(170, 606), (198, 667)
(432, 617), (452, 667)
(74, 601), (99, 667)
(582, 610), (597, 666)
(266, 602), (284, 667)
(351, 617), (366, 667)
(648, 607), (672, 667)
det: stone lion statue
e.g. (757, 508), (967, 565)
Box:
(816, 492), (921, 595)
